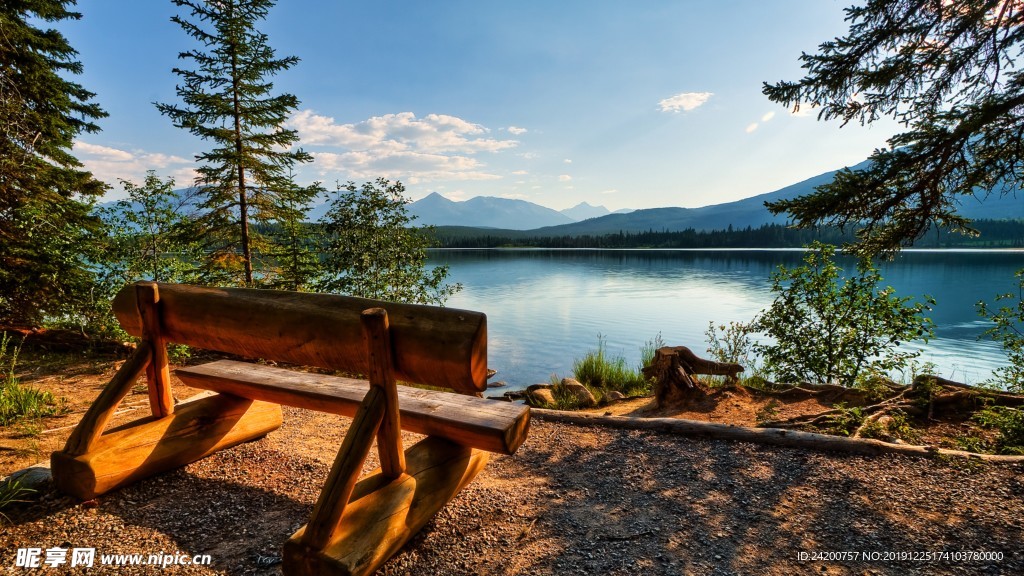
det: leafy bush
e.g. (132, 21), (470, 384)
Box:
(971, 406), (1024, 455)
(752, 242), (934, 387)
(977, 269), (1024, 392)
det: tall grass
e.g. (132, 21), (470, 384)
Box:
(0, 334), (64, 426)
(571, 334), (653, 398)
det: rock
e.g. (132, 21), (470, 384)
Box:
(559, 378), (597, 408)
(488, 381), (508, 388)
(527, 388), (556, 407)
(1, 461), (52, 496)
(527, 383), (552, 392)
(503, 390), (527, 401)
(605, 390), (626, 402)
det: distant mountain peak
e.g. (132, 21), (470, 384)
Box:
(561, 201), (611, 222)
(408, 194), (573, 229)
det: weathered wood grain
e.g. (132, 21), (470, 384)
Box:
(284, 436), (489, 576)
(302, 386), (387, 551)
(361, 308), (405, 479)
(51, 392), (282, 500)
(136, 283), (173, 417)
(112, 282), (488, 394)
(176, 360), (530, 455)
(62, 341), (153, 457)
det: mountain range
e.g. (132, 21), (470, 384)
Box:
(413, 161), (1024, 236)
(102, 161), (1024, 234)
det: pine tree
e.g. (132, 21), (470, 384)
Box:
(0, 0), (107, 326)
(764, 0), (1024, 257)
(156, 0), (318, 286)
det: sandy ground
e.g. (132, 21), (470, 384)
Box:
(1, 353), (1022, 575)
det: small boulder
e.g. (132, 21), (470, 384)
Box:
(605, 390), (626, 402)
(527, 388), (556, 407)
(488, 381), (507, 388)
(559, 378), (597, 408)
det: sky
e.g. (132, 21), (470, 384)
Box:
(58, 0), (902, 211)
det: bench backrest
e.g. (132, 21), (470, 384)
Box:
(112, 282), (488, 395)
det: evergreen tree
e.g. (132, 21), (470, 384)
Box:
(764, 0), (1024, 256)
(0, 0), (107, 326)
(156, 0), (318, 286)
(265, 190), (322, 292)
(318, 179), (461, 305)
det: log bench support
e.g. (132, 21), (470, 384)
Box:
(50, 282), (530, 576)
(51, 284), (282, 499)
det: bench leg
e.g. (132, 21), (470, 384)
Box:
(51, 392), (282, 500)
(283, 436), (488, 576)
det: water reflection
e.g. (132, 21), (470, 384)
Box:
(431, 249), (1024, 389)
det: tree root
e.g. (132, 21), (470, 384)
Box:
(531, 409), (1024, 463)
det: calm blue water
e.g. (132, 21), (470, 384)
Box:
(427, 249), (1024, 390)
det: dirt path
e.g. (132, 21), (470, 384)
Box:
(1, 356), (1023, 575)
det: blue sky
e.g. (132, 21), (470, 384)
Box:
(60, 0), (899, 210)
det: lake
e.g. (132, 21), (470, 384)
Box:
(427, 249), (1024, 390)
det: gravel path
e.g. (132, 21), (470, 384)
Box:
(3, 406), (1023, 575)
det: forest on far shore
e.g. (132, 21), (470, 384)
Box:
(431, 219), (1024, 249)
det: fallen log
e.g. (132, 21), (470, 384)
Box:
(531, 409), (1024, 463)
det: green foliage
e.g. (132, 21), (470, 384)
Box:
(755, 399), (781, 424)
(639, 332), (665, 372)
(264, 190), (323, 292)
(99, 172), (202, 286)
(318, 179), (460, 305)
(156, 0), (320, 286)
(0, 479), (33, 522)
(571, 335), (652, 398)
(704, 319), (761, 380)
(971, 405), (1024, 455)
(83, 172), (204, 338)
(763, 1), (1024, 257)
(0, 335), (64, 426)
(752, 243), (934, 387)
(977, 269), (1024, 392)
(820, 403), (865, 437)
(0, 0), (108, 327)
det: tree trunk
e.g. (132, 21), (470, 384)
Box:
(641, 346), (744, 407)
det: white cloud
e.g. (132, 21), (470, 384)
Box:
(507, 126), (527, 135)
(658, 91), (713, 113)
(563, 158), (572, 164)
(73, 140), (196, 192)
(288, 110), (520, 183)
(558, 174), (572, 182)
(312, 150), (501, 184)
(601, 189), (619, 195)
(511, 169), (529, 175)
(761, 111), (776, 122)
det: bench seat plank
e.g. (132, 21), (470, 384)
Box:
(176, 360), (529, 455)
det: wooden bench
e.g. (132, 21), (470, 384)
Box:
(51, 282), (530, 576)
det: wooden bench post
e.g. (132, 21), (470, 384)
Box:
(136, 282), (174, 417)
(362, 308), (405, 479)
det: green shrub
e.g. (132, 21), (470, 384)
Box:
(752, 242), (934, 387)
(971, 406), (1024, 455)
(977, 269), (1024, 392)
